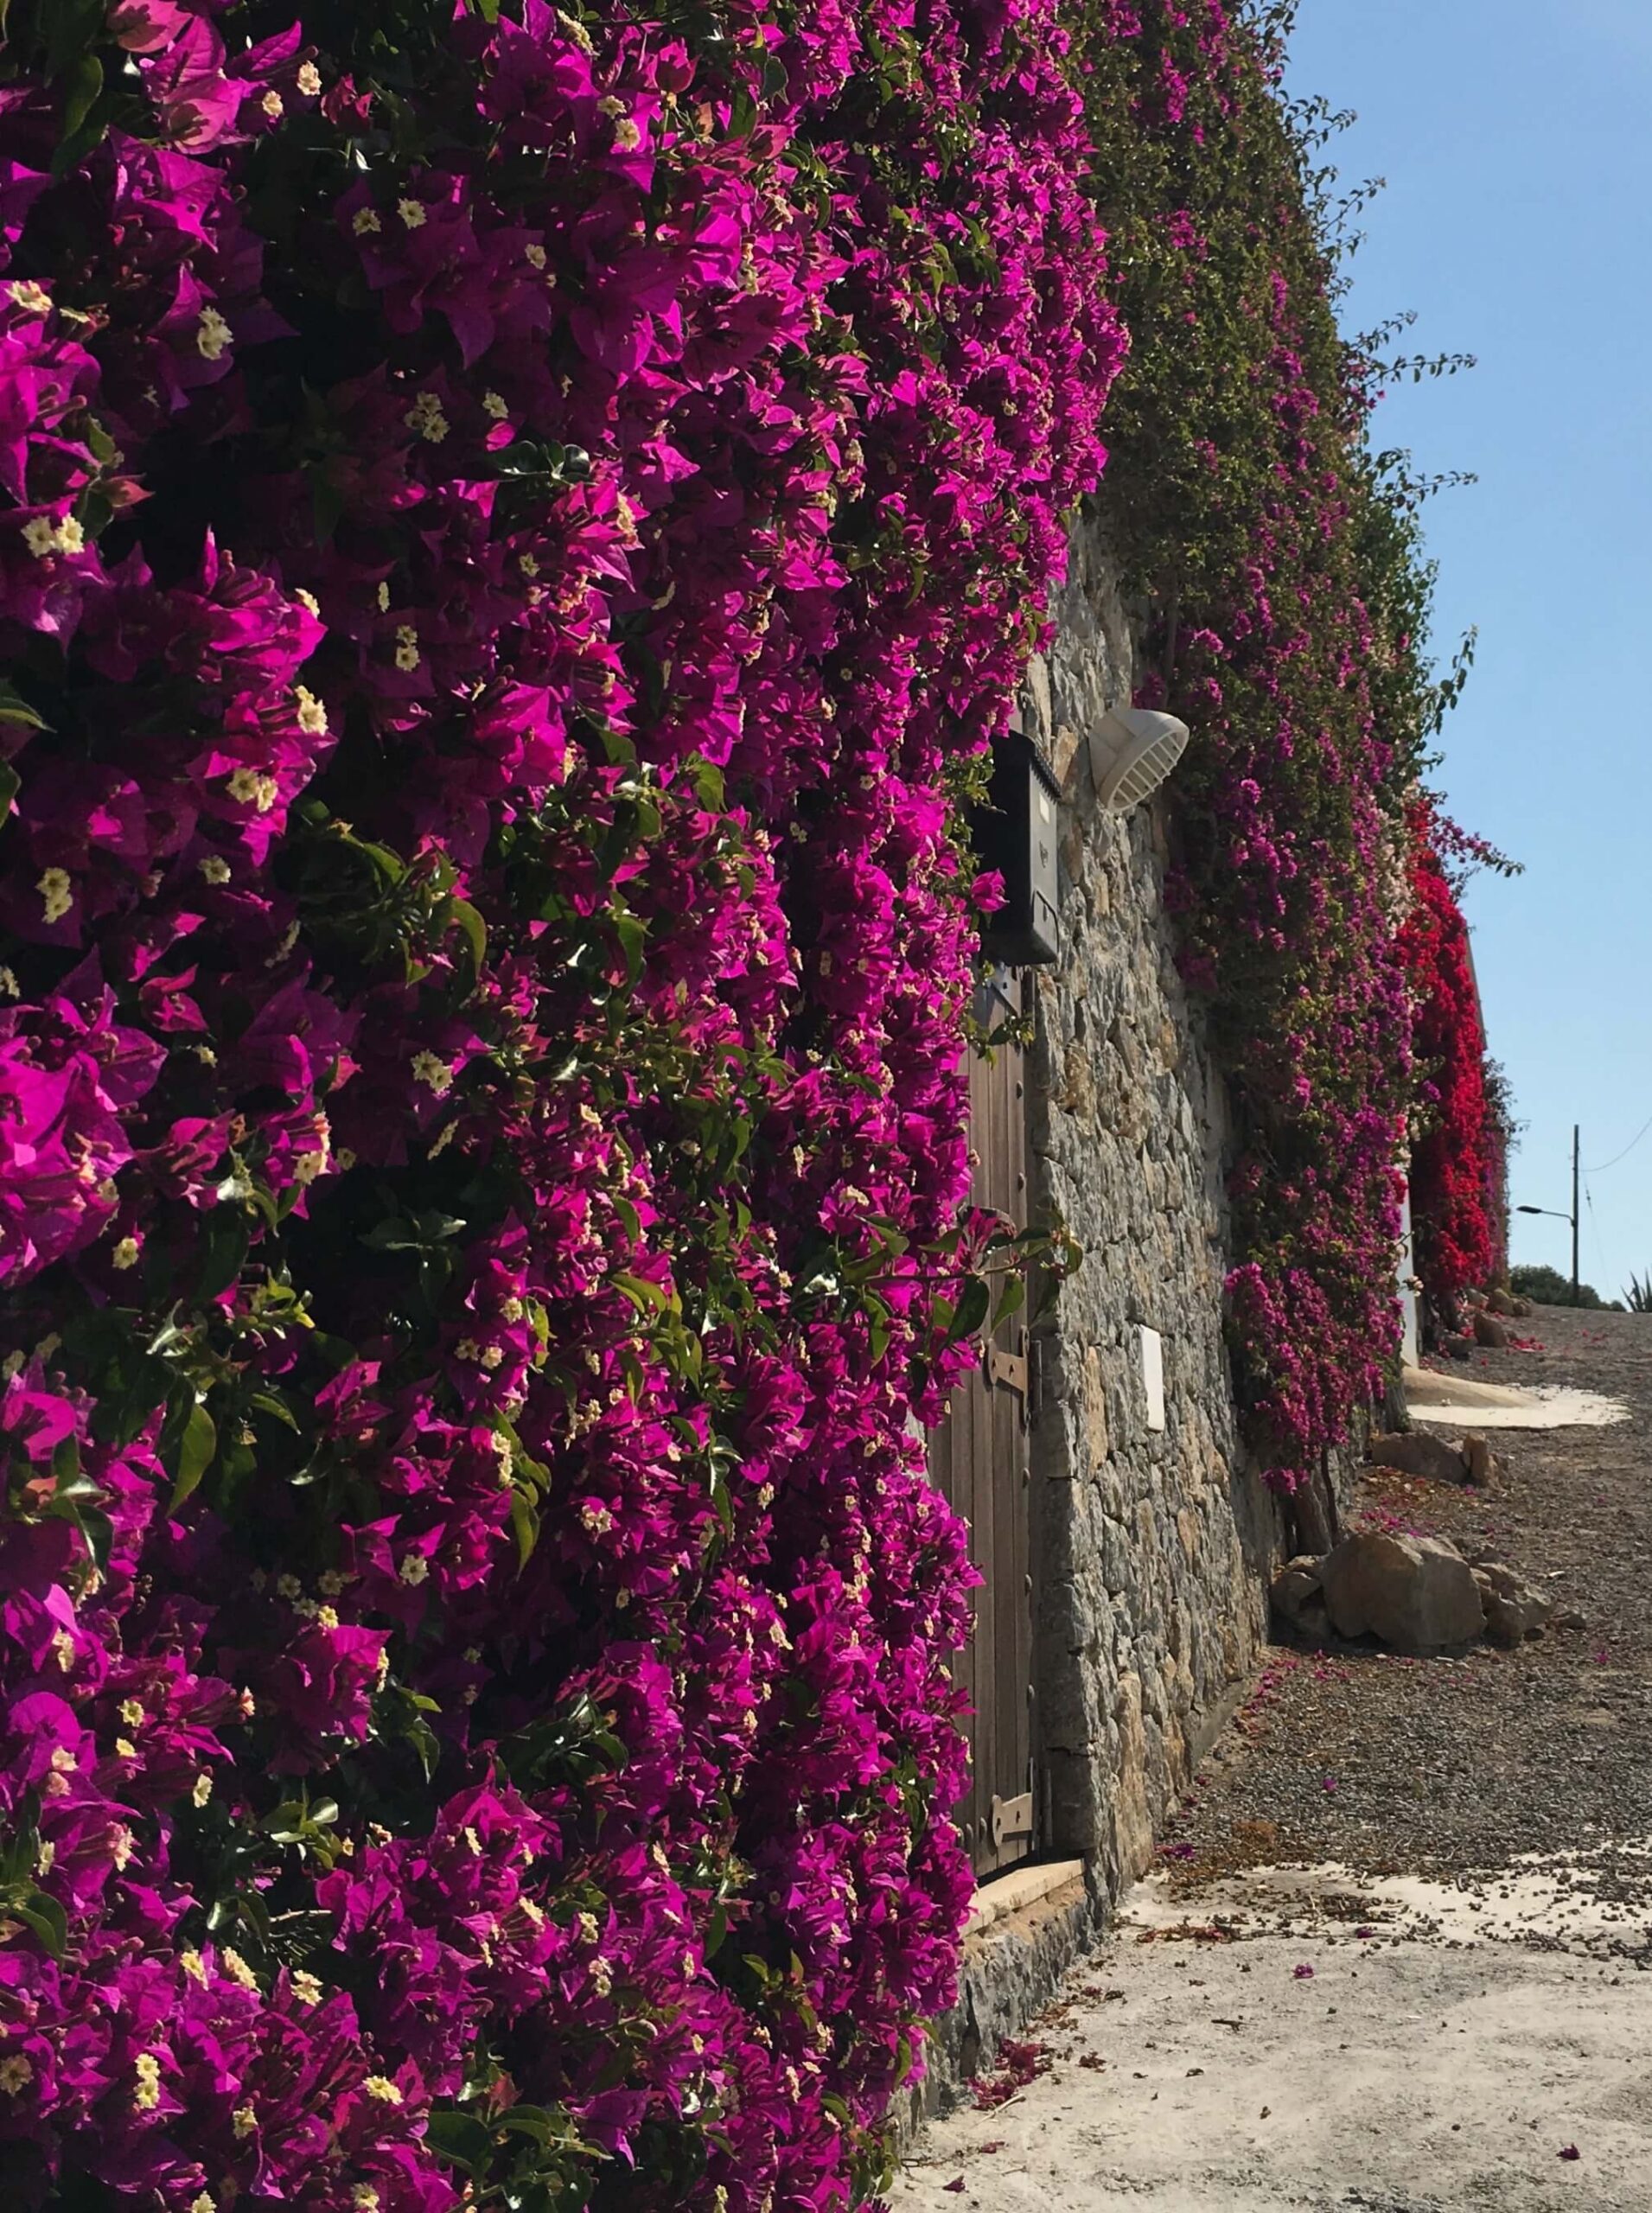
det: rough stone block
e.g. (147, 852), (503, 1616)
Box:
(1367, 1431), (1469, 1484)
(1471, 1560), (1553, 1648)
(1269, 1554), (1324, 1628)
(1319, 1530), (1485, 1653)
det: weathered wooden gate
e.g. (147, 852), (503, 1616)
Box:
(928, 975), (1036, 1880)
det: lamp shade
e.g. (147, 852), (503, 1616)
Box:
(1089, 706), (1190, 813)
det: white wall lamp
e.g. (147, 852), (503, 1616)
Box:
(1089, 705), (1190, 815)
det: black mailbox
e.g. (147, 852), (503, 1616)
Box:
(973, 724), (1061, 966)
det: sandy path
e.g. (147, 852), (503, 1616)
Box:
(893, 1864), (1652, 2212)
(891, 1309), (1652, 2212)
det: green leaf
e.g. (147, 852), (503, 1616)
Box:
(41, 0), (104, 78)
(865, 1291), (891, 1366)
(59, 49), (101, 136)
(685, 754), (725, 812)
(70, 1506), (112, 1583)
(51, 51), (105, 174)
(446, 896), (488, 979)
(612, 1270), (673, 1314)
(498, 2104), (558, 2144)
(195, 1205), (251, 1302)
(13, 1891), (67, 1959)
(425, 2109), (494, 2174)
(509, 1483), (540, 1568)
(250, 1390), (300, 1431)
(0, 681), (48, 731)
(169, 1402), (218, 1513)
(610, 907), (647, 985)
(944, 1273), (992, 1346)
(711, 1474), (734, 1540)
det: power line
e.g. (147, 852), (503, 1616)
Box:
(1586, 1112), (1652, 1176)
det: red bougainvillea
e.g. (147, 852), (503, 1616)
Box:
(1398, 809), (1498, 1304)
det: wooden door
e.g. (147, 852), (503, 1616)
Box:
(929, 974), (1036, 1880)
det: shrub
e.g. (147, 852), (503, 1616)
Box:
(1508, 1264), (1607, 1311)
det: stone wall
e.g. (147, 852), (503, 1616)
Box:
(1021, 513), (1288, 1899)
(907, 512), (1375, 2125)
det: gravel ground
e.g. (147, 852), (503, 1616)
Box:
(1164, 1306), (1652, 1907)
(891, 1307), (1652, 2211)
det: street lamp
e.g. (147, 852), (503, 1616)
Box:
(1515, 1124), (1580, 1305)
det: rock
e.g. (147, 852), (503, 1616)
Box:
(1554, 1608), (1589, 1631)
(1471, 1560), (1553, 1648)
(1292, 1593), (1333, 1646)
(1471, 1310), (1512, 1349)
(1509, 1297), (1533, 1318)
(1486, 1287), (1519, 1317)
(1367, 1431), (1470, 1485)
(1270, 1555), (1325, 1627)
(1441, 1334), (1477, 1362)
(1462, 1434), (1496, 1488)
(1319, 1531), (1486, 1654)
(1233, 1818), (1279, 1850)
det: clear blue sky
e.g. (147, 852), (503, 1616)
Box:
(1285, 0), (1652, 1304)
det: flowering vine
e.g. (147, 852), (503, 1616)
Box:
(0, 0), (1493, 2204)
(0, 2), (1119, 2206)
(1397, 804), (1505, 1310)
(1075, 0), (1469, 1485)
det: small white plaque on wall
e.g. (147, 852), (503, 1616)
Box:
(1139, 1324), (1166, 1433)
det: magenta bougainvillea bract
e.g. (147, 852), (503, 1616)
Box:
(0, 3), (1119, 2206)
(0, 2), (1493, 2208)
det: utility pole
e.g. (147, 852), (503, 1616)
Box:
(1516, 1127), (1584, 1303)
(1572, 1124), (1580, 1308)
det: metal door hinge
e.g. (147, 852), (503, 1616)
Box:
(985, 1347), (1028, 1398)
(992, 1792), (1034, 1850)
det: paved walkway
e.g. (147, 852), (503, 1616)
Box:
(893, 1310), (1652, 2212)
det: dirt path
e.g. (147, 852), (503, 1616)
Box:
(893, 1309), (1652, 2212)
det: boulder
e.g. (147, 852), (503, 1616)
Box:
(1509, 1297), (1533, 1318)
(1270, 1555), (1325, 1627)
(1319, 1530), (1485, 1654)
(1441, 1334), (1477, 1362)
(1472, 1310), (1512, 1349)
(1292, 1594), (1333, 1646)
(1367, 1430), (1470, 1485)
(1486, 1288), (1519, 1317)
(1462, 1433), (1496, 1488)
(1471, 1560), (1553, 1648)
